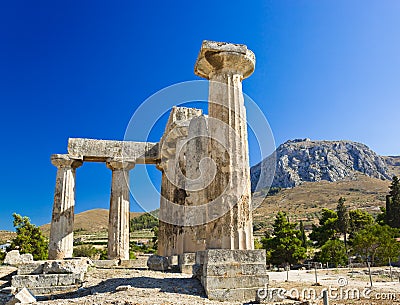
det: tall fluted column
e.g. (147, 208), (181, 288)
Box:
(194, 40), (255, 250)
(49, 154), (83, 259)
(106, 158), (135, 260)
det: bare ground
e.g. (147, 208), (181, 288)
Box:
(2, 265), (400, 305)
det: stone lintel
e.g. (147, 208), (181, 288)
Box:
(194, 40), (255, 79)
(67, 138), (159, 164)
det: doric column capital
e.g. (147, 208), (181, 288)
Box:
(194, 40), (255, 80)
(51, 154), (83, 169)
(106, 158), (136, 171)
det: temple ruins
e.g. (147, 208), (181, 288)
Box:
(48, 40), (269, 302)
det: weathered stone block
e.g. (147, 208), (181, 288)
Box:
(203, 275), (268, 291)
(206, 287), (260, 302)
(203, 263), (267, 277)
(204, 249), (266, 265)
(179, 253), (195, 265)
(196, 249), (269, 302)
(92, 259), (119, 268)
(4, 250), (33, 266)
(57, 273), (84, 286)
(43, 258), (89, 274)
(68, 138), (159, 164)
(147, 255), (169, 271)
(119, 258), (148, 269)
(12, 273), (84, 289)
(17, 262), (44, 275)
(18, 285), (80, 296)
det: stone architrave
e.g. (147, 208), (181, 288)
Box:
(106, 158), (135, 260)
(194, 40), (255, 250)
(48, 154), (83, 260)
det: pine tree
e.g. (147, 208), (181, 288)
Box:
(261, 212), (307, 266)
(309, 208), (338, 246)
(9, 213), (48, 260)
(336, 197), (349, 250)
(386, 176), (400, 228)
(299, 220), (307, 248)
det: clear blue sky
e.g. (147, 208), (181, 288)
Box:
(0, 1), (399, 231)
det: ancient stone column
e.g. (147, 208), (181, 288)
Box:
(49, 154), (83, 260)
(194, 40), (255, 250)
(106, 158), (135, 260)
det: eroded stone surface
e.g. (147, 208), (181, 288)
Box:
(106, 159), (135, 260)
(49, 154), (82, 260)
(197, 249), (269, 302)
(42, 258), (90, 274)
(4, 250), (33, 266)
(147, 255), (169, 271)
(68, 138), (159, 164)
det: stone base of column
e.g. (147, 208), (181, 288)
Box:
(194, 249), (269, 302)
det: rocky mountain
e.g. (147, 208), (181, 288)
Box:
(251, 139), (393, 191)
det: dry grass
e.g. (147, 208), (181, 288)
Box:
(0, 231), (16, 244)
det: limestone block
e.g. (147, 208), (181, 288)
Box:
(43, 258), (89, 274)
(17, 262), (44, 275)
(67, 138), (159, 164)
(147, 255), (169, 271)
(203, 263), (268, 277)
(12, 273), (84, 289)
(57, 273), (84, 286)
(119, 256), (148, 269)
(5, 287), (36, 305)
(203, 249), (266, 265)
(18, 285), (80, 296)
(206, 287), (260, 303)
(179, 253), (195, 265)
(166, 255), (178, 266)
(202, 275), (268, 291)
(4, 251), (33, 266)
(92, 260), (119, 268)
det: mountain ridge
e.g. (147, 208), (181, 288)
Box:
(251, 138), (396, 191)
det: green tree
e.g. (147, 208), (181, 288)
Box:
(317, 240), (348, 267)
(385, 176), (400, 228)
(73, 244), (99, 259)
(9, 213), (48, 260)
(348, 209), (374, 238)
(336, 197), (349, 250)
(299, 220), (307, 248)
(376, 207), (386, 225)
(261, 212), (306, 266)
(309, 208), (338, 246)
(351, 224), (400, 266)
